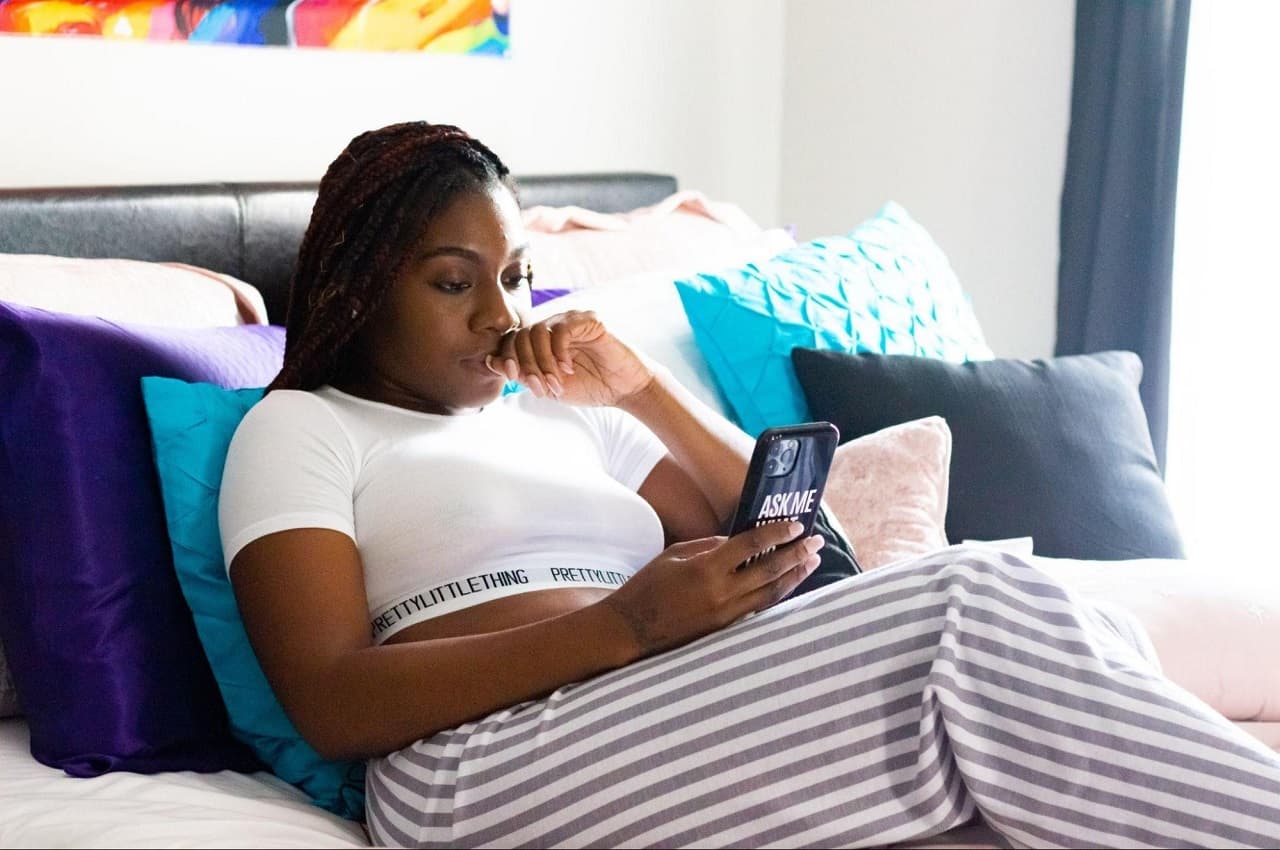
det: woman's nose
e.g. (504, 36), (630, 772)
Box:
(474, 280), (520, 334)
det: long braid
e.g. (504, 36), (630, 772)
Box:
(268, 122), (516, 393)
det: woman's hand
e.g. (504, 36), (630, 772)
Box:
(485, 310), (655, 407)
(595, 521), (826, 661)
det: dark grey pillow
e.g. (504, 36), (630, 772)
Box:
(790, 348), (1184, 560)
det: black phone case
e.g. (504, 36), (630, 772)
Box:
(729, 422), (840, 568)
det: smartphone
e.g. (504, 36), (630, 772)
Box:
(728, 422), (840, 569)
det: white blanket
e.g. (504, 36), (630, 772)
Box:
(3, 553), (1277, 848)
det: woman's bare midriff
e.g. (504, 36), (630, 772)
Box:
(381, 587), (614, 645)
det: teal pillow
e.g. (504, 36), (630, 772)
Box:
(674, 201), (992, 436)
(140, 376), (366, 820)
(141, 375), (524, 819)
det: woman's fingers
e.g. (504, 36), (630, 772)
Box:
(509, 331), (548, 396)
(602, 523), (820, 659)
(716, 521), (807, 573)
(734, 533), (824, 595)
(527, 324), (564, 396)
(548, 319), (575, 374)
(491, 331), (520, 381)
(488, 313), (627, 399)
(502, 314), (598, 398)
(665, 536), (727, 558)
(741, 556), (820, 614)
(706, 530), (823, 619)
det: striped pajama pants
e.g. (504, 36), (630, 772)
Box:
(365, 545), (1280, 848)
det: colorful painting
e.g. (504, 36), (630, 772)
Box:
(0, 0), (509, 53)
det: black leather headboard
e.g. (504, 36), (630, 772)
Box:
(0, 173), (676, 324)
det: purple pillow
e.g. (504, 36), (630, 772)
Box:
(0, 300), (281, 776)
(530, 287), (571, 307)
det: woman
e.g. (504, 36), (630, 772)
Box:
(220, 121), (1280, 849)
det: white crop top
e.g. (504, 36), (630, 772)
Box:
(219, 385), (669, 644)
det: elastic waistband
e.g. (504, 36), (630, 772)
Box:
(370, 565), (634, 643)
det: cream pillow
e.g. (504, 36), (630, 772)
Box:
(821, 417), (952, 570)
(1030, 556), (1280, 722)
(524, 190), (793, 290)
(0, 254), (268, 327)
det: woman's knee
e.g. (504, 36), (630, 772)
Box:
(919, 546), (1070, 612)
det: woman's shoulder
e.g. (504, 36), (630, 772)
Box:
(241, 387), (339, 424)
(234, 388), (349, 447)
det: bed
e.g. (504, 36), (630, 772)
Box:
(1, 175), (1278, 849)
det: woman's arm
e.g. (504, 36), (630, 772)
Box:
(621, 363), (756, 531)
(233, 519), (819, 761)
(232, 528), (638, 761)
(496, 311), (755, 536)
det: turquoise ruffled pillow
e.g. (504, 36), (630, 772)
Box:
(140, 377), (366, 820)
(141, 375), (526, 819)
(674, 202), (992, 436)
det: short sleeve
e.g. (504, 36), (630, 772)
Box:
(576, 404), (670, 492)
(218, 390), (358, 573)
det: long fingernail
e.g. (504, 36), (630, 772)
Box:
(546, 374), (563, 396)
(527, 374), (545, 396)
(505, 359), (518, 380)
(560, 358), (575, 374)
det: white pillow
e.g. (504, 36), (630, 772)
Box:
(528, 228), (794, 419)
(530, 269), (732, 418)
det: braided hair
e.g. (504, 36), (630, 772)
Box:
(268, 122), (517, 393)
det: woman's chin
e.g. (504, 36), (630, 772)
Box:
(466, 378), (508, 409)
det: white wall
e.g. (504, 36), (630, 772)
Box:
(780, 0), (1075, 359)
(0, 0), (1072, 356)
(0, 0), (784, 226)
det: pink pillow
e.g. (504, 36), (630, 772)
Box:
(0, 254), (268, 327)
(1030, 556), (1280, 721)
(821, 416), (952, 570)
(523, 190), (793, 289)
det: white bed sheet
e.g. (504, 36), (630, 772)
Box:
(0, 718), (367, 849)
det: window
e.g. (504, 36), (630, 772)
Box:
(1166, 1), (1280, 575)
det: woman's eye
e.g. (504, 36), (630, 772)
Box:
(436, 280), (471, 293)
(504, 265), (534, 290)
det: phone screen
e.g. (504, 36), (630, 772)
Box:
(728, 422), (839, 568)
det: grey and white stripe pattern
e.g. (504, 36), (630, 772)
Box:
(366, 546), (1280, 848)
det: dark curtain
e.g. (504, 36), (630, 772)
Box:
(1056, 0), (1191, 473)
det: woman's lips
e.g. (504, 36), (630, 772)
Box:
(462, 355), (504, 380)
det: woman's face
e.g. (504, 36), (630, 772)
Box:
(343, 182), (532, 415)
